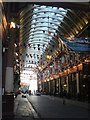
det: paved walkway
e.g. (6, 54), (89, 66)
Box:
(43, 95), (89, 110)
(13, 94), (40, 120)
(2, 94), (35, 120)
(14, 94), (34, 120)
(27, 94), (89, 118)
(2, 94), (89, 119)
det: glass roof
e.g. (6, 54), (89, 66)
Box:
(23, 4), (67, 66)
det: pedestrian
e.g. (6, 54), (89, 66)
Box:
(62, 90), (66, 105)
(63, 98), (66, 105)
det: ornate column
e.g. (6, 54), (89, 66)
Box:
(48, 81), (51, 94)
(58, 78), (60, 93)
(59, 78), (62, 95)
(0, 17), (2, 120)
(76, 72), (80, 94)
(4, 28), (16, 117)
(5, 28), (15, 94)
(42, 81), (44, 93)
(66, 76), (69, 93)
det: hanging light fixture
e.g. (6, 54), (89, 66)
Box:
(10, 21), (16, 28)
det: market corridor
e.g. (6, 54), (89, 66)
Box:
(1, 2), (90, 120)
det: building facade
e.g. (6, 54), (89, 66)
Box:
(38, 37), (90, 101)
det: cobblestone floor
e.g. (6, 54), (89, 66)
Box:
(2, 94), (89, 120)
(2, 94), (35, 120)
(14, 94), (34, 120)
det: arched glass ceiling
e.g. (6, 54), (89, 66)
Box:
(20, 4), (68, 67)
(19, 3), (90, 70)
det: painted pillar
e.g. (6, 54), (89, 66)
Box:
(66, 76), (69, 93)
(56, 79), (59, 94)
(0, 12), (2, 120)
(54, 80), (56, 95)
(76, 73), (80, 94)
(59, 78), (60, 93)
(42, 81), (44, 92)
(5, 67), (14, 93)
(59, 78), (62, 94)
(53, 80), (56, 95)
(5, 29), (15, 94)
(49, 81), (50, 94)
(4, 28), (15, 117)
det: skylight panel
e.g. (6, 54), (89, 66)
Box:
(34, 8), (38, 11)
(59, 7), (66, 11)
(40, 5), (46, 8)
(39, 12), (45, 15)
(58, 17), (63, 21)
(25, 5), (68, 66)
(54, 26), (58, 29)
(56, 13), (63, 17)
(32, 19), (36, 23)
(57, 22), (60, 25)
(33, 14), (37, 17)
(52, 29), (56, 33)
(53, 7), (57, 10)
(49, 18), (52, 21)
(51, 13), (55, 15)
(61, 11), (67, 15)
(31, 24), (35, 28)
(30, 28), (34, 32)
